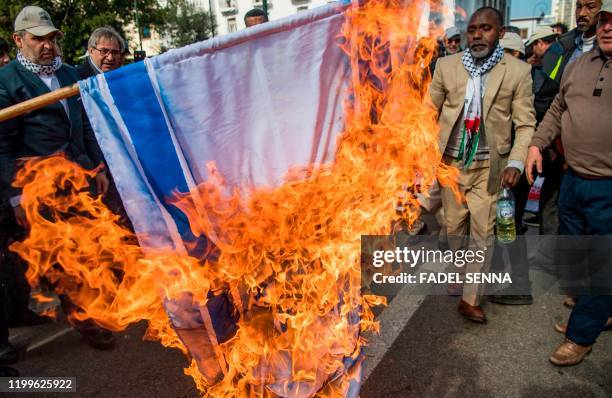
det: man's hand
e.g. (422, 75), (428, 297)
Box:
(13, 205), (28, 229)
(500, 167), (521, 189)
(95, 171), (110, 196)
(525, 146), (543, 185)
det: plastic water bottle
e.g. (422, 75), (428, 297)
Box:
(497, 187), (516, 244)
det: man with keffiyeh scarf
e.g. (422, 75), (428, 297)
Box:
(0, 6), (116, 352)
(429, 7), (536, 324)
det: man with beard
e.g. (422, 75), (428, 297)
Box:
(429, 7), (536, 323)
(0, 6), (115, 350)
(543, 0), (602, 82)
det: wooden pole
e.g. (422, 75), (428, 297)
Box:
(0, 83), (80, 122)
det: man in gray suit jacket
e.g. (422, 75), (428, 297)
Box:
(0, 6), (114, 350)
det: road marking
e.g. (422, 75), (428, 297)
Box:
(26, 327), (72, 352)
(362, 287), (425, 381)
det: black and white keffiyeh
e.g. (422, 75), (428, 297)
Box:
(17, 51), (62, 75)
(458, 45), (504, 167)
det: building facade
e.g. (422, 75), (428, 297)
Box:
(454, 0), (511, 32)
(136, 0), (513, 56)
(551, 0), (575, 28)
(200, 0), (335, 36)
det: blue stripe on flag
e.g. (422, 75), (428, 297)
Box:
(103, 62), (235, 342)
(104, 62), (194, 240)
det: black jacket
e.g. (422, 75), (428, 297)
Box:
(76, 57), (98, 80)
(531, 67), (559, 125)
(541, 29), (581, 83)
(0, 60), (103, 200)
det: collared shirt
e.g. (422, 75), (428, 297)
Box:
(531, 48), (612, 178)
(38, 72), (70, 118)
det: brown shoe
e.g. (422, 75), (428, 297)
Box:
(458, 300), (487, 324)
(563, 296), (576, 308)
(555, 317), (612, 334)
(549, 339), (591, 366)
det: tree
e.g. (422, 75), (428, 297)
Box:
(0, 0), (166, 64)
(160, 0), (216, 50)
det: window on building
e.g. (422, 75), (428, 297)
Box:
(297, 6), (308, 12)
(228, 17), (238, 32)
(222, 0), (236, 8)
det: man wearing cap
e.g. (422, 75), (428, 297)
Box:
(535, 1), (602, 277)
(526, 0), (612, 366)
(526, 27), (558, 66)
(444, 26), (462, 55)
(0, 6), (115, 350)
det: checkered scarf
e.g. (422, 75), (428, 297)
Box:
(17, 51), (62, 75)
(458, 45), (504, 167)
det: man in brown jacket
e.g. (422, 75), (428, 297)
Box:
(526, 1), (612, 366)
(429, 7), (536, 323)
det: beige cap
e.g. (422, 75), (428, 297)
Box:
(500, 32), (525, 55)
(14, 6), (62, 37)
(597, 0), (612, 14)
(445, 26), (461, 39)
(526, 26), (557, 47)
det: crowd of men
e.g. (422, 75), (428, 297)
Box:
(428, 0), (612, 368)
(0, 0), (610, 383)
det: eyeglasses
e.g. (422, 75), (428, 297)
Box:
(93, 47), (121, 57)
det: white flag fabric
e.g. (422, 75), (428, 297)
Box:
(80, 3), (350, 253)
(79, 3), (360, 397)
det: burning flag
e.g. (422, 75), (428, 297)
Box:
(10, 0), (458, 396)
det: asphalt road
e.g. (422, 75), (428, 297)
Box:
(8, 293), (611, 398)
(7, 218), (612, 397)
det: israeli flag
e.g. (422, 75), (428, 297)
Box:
(79, 3), (360, 397)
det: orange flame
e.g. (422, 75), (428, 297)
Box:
(10, 1), (457, 397)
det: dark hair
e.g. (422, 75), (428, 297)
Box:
(550, 23), (569, 35)
(244, 8), (268, 24)
(471, 6), (504, 27)
(0, 38), (9, 55)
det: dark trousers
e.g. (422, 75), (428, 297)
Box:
(559, 169), (612, 346)
(0, 205), (31, 325)
(539, 154), (564, 235)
